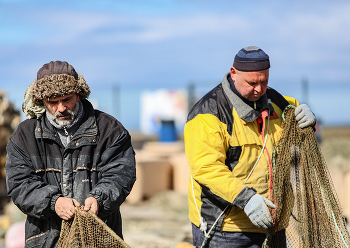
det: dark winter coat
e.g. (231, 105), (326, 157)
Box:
(5, 99), (136, 248)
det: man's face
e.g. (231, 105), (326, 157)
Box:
(43, 93), (80, 128)
(230, 67), (269, 102)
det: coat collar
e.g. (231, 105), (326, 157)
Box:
(221, 72), (274, 122)
(35, 99), (98, 146)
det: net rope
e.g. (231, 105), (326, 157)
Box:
(56, 206), (130, 248)
(263, 105), (350, 248)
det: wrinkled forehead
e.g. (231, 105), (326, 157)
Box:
(237, 68), (269, 78)
(45, 93), (78, 103)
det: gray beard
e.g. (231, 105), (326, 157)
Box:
(46, 101), (82, 130)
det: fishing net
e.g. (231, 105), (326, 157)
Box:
(263, 105), (350, 248)
(56, 206), (130, 248)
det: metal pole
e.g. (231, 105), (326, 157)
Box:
(301, 76), (309, 105)
(112, 84), (120, 120)
(187, 82), (196, 112)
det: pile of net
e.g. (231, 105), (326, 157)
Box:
(263, 105), (350, 248)
(56, 206), (130, 248)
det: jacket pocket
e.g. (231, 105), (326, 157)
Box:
(225, 146), (242, 171)
(25, 216), (61, 248)
(25, 231), (49, 248)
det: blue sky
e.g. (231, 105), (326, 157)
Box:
(1, 0), (350, 130)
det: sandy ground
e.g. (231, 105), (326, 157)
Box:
(121, 191), (192, 248)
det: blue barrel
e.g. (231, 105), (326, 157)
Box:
(159, 120), (177, 142)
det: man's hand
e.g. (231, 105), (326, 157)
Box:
(55, 197), (80, 220)
(84, 197), (99, 215)
(295, 104), (316, 128)
(244, 194), (276, 229)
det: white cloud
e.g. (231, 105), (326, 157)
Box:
(5, 1), (350, 50)
(77, 14), (246, 44)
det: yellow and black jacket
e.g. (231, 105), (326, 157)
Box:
(184, 73), (299, 233)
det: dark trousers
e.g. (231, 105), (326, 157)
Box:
(192, 223), (286, 248)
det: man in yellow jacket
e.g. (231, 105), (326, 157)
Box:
(184, 46), (316, 248)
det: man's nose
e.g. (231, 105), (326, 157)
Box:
(57, 102), (67, 112)
(254, 84), (262, 93)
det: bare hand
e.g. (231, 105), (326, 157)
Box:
(84, 197), (99, 215)
(55, 197), (80, 220)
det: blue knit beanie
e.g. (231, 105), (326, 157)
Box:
(232, 46), (270, 71)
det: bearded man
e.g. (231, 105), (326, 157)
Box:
(5, 61), (136, 247)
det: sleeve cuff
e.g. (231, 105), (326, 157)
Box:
(88, 190), (103, 208)
(232, 187), (257, 210)
(50, 194), (63, 212)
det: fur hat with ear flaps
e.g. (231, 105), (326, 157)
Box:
(22, 61), (90, 119)
(31, 61), (90, 105)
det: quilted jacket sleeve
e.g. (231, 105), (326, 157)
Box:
(185, 113), (256, 207)
(87, 130), (136, 217)
(5, 138), (61, 219)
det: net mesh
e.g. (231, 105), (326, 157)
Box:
(56, 206), (130, 248)
(263, 105), (350, 248)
